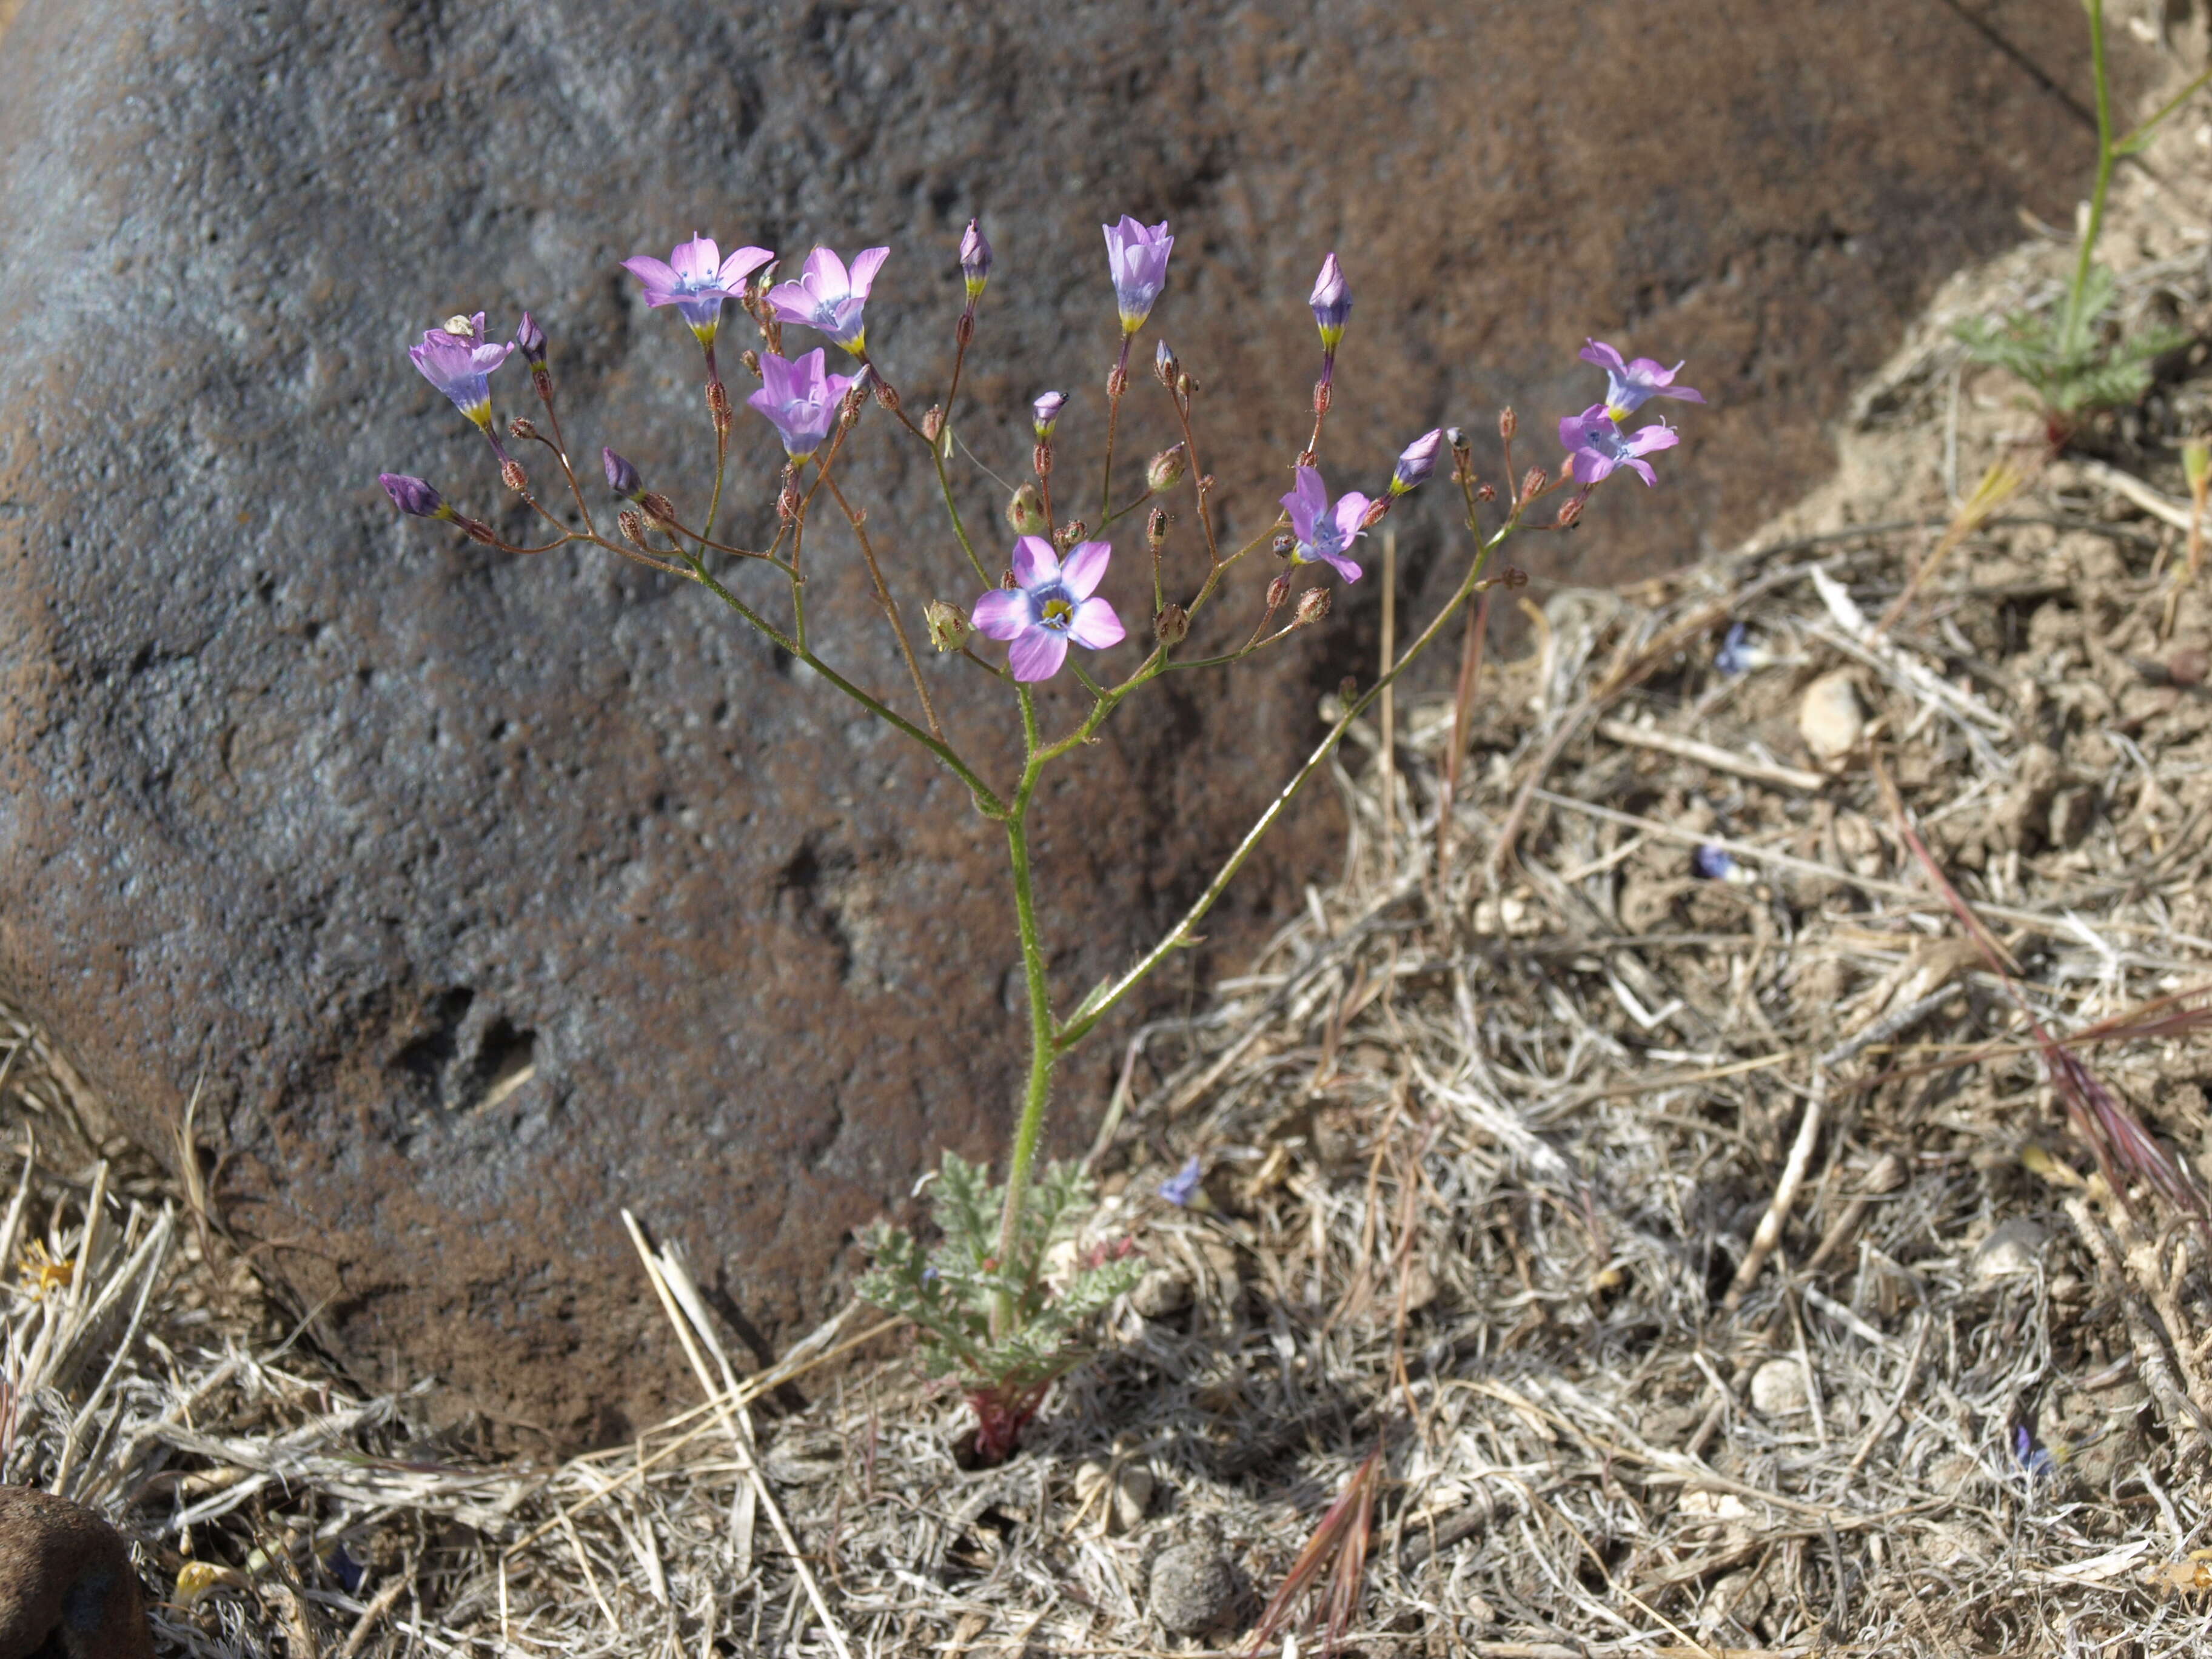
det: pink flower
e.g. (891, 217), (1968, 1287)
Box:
(1102, 216), (1173, 334)
(407, 312), (514, 429)
(767, 246), (890, 354)
(1279, 466), (1370, 583)
(1558, 404), (1680, 486)
(746, 348), (860, 461)
(1578, 339), (1704, 421)
(622, 235), (774, 345)
(971, 537), (1125, 682)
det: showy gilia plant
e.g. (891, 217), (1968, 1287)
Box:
(378, 220), (1701, 1459)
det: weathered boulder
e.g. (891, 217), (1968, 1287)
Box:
(0, 0), (2121, 1442)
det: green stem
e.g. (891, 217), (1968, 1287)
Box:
(682, 552), (1003, 813)
(1055, 512), (1517, 1053)
(2063, 0), (2116, 355)
(991, 690), (1055, 1338)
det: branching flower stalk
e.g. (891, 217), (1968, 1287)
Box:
(378, 210), (1701, 1457)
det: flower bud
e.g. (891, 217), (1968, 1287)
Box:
(959, 218), (992, 301)
(1389, 427), (1444, 496)
(461, 517), (498, 546)
(1555, 489), (1590, 529)
(1520, 466), (1547, 500)
(1498, 406), (1517, 441)
(1265, 571), (1292, 612)
(380, 472), (449, 518)
(1032, 389), (1066, 439)
(955, 309), (974, 349)
(1107, 364), (1128, 399)
(1501, 566), (1528, 589)
(1154, 603), (1189, 646)
(874, 377), (900, 412)
(640, 491), (680, 529)
(1270, 530), (1295, 559)
(924, 598), (972, 652)
(707, 378), (733, 433)
(603, 449), (644, 501)
(1145, 442), (1187, 493)
(1033, 441), (1054, 480)
(514, 312), (547, 369)
(1309, 252), (1352, 354)
(1313, 378), (1333, 415)
(501, 458), (527, 494)
(1153, 338), (1179, 388)
(742, 348), (762, 378)
(1477, 482), (1497, 502)
(618, 509), (647, 547)
(1293, 586), (1332, 626)
(1358, 497), (1390, 530)
(1006, 481), (1048, 537)
(508, 415), (540, 441)
(923, 405), (945, 442)
(1053, 520), (1086, 551)
(1146, 506), (1168, 548)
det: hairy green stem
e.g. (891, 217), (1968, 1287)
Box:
(2063, 0), (2116, 355)
(991, 689), (1054, 1338)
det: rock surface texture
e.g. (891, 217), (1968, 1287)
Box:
(0, 1487), (155, 1659)
(0, 0), (2122, 1441)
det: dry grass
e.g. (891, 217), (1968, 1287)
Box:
(10, 90), (2212, 1659)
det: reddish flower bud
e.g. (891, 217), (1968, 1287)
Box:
(954, 309), (975, 349)
(1358, 497), (1390, 530)
(1293, 586), (1332, 626)
(741, 348), (762, 378)
(1154, 603), (1189, 646)
(1477, 481), (1498, 502)
(1498, 406), (1517, 440)
(1313, 378), (1333, 417)
(1265, 571), (1292, 612)
(508, 415), (539, 441)
(1053, 520), (1086, 551)
(1145, 443), (1186, 493)
(1501, 566), (1528, 589)
(640, 491), (679, 529)
(1033, 440), (1054, 479)
(1153, 338), (1179, 389)
(500, 458), (527, 494)
(618, 509), (647, 546)
(1107, 364), (1128, 400)
(707, 378), (732, 433)
(461, 517), (498, 546)
(874, 377), (900, 412)
(923, 405), (945, 442)
(1520, 466), (1547, 500)
(1555, 488), (1590, 529)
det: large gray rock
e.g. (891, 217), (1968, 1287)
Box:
(0, 0), (2123, 1442)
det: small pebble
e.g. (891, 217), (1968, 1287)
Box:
(1797, 670), (1864, 765)
(1750, 1356), (1810, 1415)
(1971, 1217), (2046, 1282)
(1148, 1541), (1240, 1635)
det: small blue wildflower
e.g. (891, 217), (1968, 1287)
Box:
(1715, 622), (1766, 677)
(1159, 1154), (1203, 1208)
(1692, 843), (1737, 881)
(2011, 1422), (2059, 1481)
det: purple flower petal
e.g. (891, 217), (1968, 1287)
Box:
(1060, 540), (1111, 600)
(1321, 551), (1363, 583)
(971, 588), (1028, 640)
(801, 246), (848, 301)
(1008, 629), (1069, 682)
(1010, 535), (1058, 589)
(1579, 338), (1627, 374)
(1329, 490), (1373, 546)
(1158, 1154), (1203, 1207)
(847, 246), (890, 298)
(1068, 595), (1125, 649)
(670, 235), (722, 286)
(717, 244), (774, 290)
